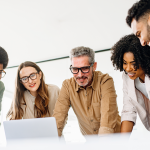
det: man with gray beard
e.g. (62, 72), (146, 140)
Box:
(53, 46), (121, 136)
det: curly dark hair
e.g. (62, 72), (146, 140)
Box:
(0, 46), (8, 69)
(126, 0), (150, 27)
(111, 34), (150, 77)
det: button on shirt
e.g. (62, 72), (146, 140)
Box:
(53, 71), (121, 136)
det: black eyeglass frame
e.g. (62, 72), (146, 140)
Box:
(20, 72), (39, 83)
(69, 63), (94, 74)
(0, 70), (6, 78)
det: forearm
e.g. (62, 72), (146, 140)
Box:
(100, 76), (120, 133)
(121, 121), (134, 133)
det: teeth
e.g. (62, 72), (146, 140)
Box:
(30, 84), (35, 87)
(128, 73), (134, 76)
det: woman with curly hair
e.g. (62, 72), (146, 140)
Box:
(111, 34), (150, 133)
(7, 61), (60, 120)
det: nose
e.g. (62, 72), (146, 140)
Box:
(28, 77), (33, 83)
(77, 69), (84, 77)
(140, 38), (147, 46)
(125, 64), (132, 72)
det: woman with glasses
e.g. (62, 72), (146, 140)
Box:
(7, 61), (60, 120)
(111, 34), (150, 133)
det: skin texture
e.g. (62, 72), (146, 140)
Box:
(131, 16), (150, 46)
(123, 52), (145, 82)
(20, 67), (42, 97)
(121, 121), (134, 133)
(0, 64), (3, 79)
(71, 56), (97, 88)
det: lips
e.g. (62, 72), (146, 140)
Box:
(29, 83), (36, 88)
(127, 72), (135, 77)
(76, 76), (87, 83)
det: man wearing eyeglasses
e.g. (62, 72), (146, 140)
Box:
(0, 46), (9, 113)
(53, 46), (121, 136)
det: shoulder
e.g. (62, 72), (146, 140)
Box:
(62, 77), (76, 87)
(95, 71), (113, 84)
(0, 81), (5, 92)
(122, 71), (130, 85)
(47, 84), (60, 92)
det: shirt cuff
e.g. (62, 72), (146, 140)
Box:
(121, 114), (136, 125)
(98, 126), (114, 135)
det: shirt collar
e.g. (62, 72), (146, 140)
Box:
(75, 71), (97, 92)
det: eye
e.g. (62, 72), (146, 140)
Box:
(82, 67), (89, 71)
(123, 62), (127, 65)
(30, 73), (36, 77)
(21, 77), (28, 81)
(72, 68), (78, 71)
(136, 32), (141, 37)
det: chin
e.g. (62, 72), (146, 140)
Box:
(129, 76), (137, 80)
(78, 82), (88, 87)
(29, 87), (38, 92)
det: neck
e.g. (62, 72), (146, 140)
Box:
(83, 78), (93, 89)
(139, 74), (145, 83)
(29, 91), (37, 97)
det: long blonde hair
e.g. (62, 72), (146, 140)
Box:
(7, 61), (50, 120)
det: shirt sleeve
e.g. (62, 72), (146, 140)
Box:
(121, 73), (137, 124)
(99, 74), (120, 134)
(52, 80), (70, 136)
(0, 81), (5, 112)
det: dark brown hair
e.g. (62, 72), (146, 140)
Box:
(126, 0), (150, 27)
(0, 46), (9, 69)
(7, 61), (50, 120)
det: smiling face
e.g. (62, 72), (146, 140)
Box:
(20, 67), (42, 97)
(123, 52), (145, 82)
(131, 17), (150, 46)
(71, 56), (97, 88)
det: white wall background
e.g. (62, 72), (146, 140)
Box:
(0, 0), (136, 67)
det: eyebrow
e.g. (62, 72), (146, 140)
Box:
(123, 59), (135, 63)
(20, 72), (36, 79)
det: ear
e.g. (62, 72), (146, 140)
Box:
(92, 62), (97, 71)
(148, 14), (150, 26)
(39, 71), (42, 79)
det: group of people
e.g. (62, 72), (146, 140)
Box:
(0, 0), (150, 136)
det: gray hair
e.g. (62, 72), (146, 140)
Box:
(70, 46), (95, 64)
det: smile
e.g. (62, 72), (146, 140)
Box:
(127, 72), (135, 77)
(29, 83), (36, 87)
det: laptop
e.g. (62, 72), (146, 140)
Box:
(3, 117), (58, 141)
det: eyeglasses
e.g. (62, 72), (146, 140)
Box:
(69, 63), (93, 74)
(20, 72), (38, 83)
(0, 70), (6, 78)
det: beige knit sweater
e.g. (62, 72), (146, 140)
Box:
(21, 84), (60, 119)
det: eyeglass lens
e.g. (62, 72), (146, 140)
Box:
(21, 73), (37, 83)
(71, 66), (90, 74)
(0, 70), (6, 78)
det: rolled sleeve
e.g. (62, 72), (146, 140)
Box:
(100, 74), (120, 134)
(121, 73), (137, 124)
(98, 126), (114, 134)
(52, 80), (70, 136)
